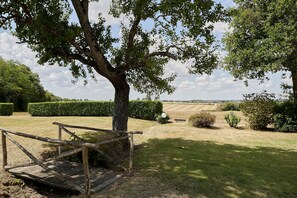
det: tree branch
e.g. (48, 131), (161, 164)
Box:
(57, 51), (97, 69)
(125, 15), (141, 62)
(72, 0), (115, 78)
(145, 51), (178, 60)
(69, 40), (92, 57)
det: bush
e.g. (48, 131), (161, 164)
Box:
(219, 102), (240, 111)
(224, 112), (241, 127)
(240, 91), (276, 130)
(188, 112), (216, 128)
(0, 103), (14, 116)
(28, 100), (162, 120)
(274, 100), (297, 132)
(156, 112), (170, 124)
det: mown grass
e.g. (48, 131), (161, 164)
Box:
(98, 138), (297, 198)
(1, 112), (297, 198)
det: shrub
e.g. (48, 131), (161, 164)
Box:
(156, 112), (170, 124)
(188, 112), (216, 128)
(28, 100), (162, 120)
(274, 100), (297, 132)
(219, 102), (240, 111)
(224, 112), (241, 127)
(0, 103), (14, 116)
(240, 91), (276, 130)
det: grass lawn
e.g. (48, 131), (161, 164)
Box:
(1, 110), (297, 198)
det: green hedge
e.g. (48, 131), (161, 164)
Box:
(129, 100), (162, 120)
(28, 101), (162, 120)
(0, 103), (14, 116)
(28, 101), (114, 116)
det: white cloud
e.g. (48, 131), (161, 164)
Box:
(212, 22), (230, 33)
(88, 1), (123, 25)
(178, 80), (196, 91)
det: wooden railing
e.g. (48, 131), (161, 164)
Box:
(1, 123), (142, 197)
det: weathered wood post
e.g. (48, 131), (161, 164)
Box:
(58, 126), (62, 155)
(129, 133), (134, 172)
(82, 147), (91, 197)
(1, 130), (7, 169)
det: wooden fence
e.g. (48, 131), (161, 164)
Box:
(1, 122), (142, 197)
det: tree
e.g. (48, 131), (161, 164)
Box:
(0, 0), (226, 131)
(0, 57), (47, 111)
(223, 0), (297, 100)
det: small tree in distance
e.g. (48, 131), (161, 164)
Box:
(0, 0), (227, 132)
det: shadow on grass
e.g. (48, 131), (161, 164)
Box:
(133, 138), (297, 198)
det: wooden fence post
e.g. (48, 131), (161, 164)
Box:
(2, 130), (7, 169)
(82, 147), (91, 197)
(129, 134), (134, 172)
(58, 126), (62, 155)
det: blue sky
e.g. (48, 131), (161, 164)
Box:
(0, 0), (291, 101)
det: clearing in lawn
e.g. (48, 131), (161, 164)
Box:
(0, 105), (297, 198)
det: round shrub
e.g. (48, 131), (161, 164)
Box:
(188, 112), (216, 128)
(224, 112), (241, 127)
(240, 91), (276, 130)
(219, 102), (240, 111)
(156, 112), (170, 124)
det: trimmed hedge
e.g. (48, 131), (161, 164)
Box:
(129, 100), (162, 120)
(28, 100), (162, 120)
(28, 101), (113, 116)
(0, 103), (14, 116)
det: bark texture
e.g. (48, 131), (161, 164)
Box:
(112, 78), (130, 132)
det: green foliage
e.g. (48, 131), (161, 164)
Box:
(155, 112), (170, 124)
(0, 103), (14, 116)
(129, 100), (162, 120)
(28, 101), (162, 120)
(0, 58), (47, 111)
(274, 100), (297, 132)
(0, 1), (227, 98)
(240, 92), (276, 130)
(219, 102), (240, 111)
(188, 112), (216, 128)
(224, 112), (241, 128)
(44, 91), (63, 102)
(223, 0), (297, 98)
(28, 101), (114, 117)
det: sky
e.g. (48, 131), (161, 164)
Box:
(0, 0), (292, 101)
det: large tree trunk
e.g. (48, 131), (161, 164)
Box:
(292, 70), (297, 100)
(111, 77), (130, 151)
(112, 79), (130, 132)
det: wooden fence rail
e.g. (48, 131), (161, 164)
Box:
(0, 123), (143, 197)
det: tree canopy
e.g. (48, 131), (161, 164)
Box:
(0, 0), (227, 130)
(223, 0), (297, 99)
(0, 57), (47, 111)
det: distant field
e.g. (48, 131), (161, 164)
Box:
(163, 102), (219, 120)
